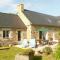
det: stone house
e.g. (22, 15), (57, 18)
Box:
(17, 4), (60, 43)
(0, 4), (60, 45)
(0, 12), (26, 43)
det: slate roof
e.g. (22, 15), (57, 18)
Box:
(0, 9), (60, 28)
(24, 9), (60, 27)
(0, 12), (26, 29)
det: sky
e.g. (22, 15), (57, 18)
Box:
(0, 0), (60, 16)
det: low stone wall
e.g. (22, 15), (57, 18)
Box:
(15, 54), (42, 60)
(15, 54), (33, 60)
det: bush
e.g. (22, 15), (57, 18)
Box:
(43, 46), (52, 55)
(19, 48), (34, 56)
(54, 44), (60, 60)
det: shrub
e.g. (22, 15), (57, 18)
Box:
(43, 46), (52, 55)
(19, 48), (34, 56)
(54, 44), (60, 60)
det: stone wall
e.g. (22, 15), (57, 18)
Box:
(31, 25), (60, 41)
(0, 28), (26, 42)
(15, 54), (29, 60)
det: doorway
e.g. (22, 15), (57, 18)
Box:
(39, 31), (43, 39)
(18, 31), (21, 41)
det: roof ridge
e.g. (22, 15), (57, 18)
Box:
(0, 12), (17, 15)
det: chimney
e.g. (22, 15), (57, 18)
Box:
(17, 4), (24, 12)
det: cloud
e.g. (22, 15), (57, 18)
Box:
(0, 0), (17, 13)
(25, 3), (32, 9)
(24, 2), (47, 12)
(0, 0), (48, 13)
(0, 0), (15, 7)
(0, 0), (59, 16)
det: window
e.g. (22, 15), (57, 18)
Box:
(3, 30), (9, 38)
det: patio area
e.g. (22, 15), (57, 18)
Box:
(15, 39), (58, 52)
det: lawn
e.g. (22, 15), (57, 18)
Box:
(0, 47), (25, 60)
(0, 46), (55, 60)
(42, 54), (55, 60)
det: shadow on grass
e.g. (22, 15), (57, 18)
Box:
(29, 55), (42, 60)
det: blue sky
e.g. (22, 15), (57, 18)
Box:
(0, 0), (60, 16)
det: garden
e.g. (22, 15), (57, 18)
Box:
(0, 43), (60, 60)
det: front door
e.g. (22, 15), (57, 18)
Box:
(18, 31), (21, 41)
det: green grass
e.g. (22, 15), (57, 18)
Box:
(0, 47), (55, 60)
(42, 54), (54, 60)
(0, 47), (27, 60)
